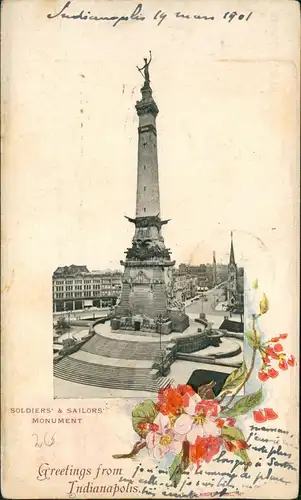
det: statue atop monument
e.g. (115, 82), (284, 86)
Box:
(137, 51), (152, 84)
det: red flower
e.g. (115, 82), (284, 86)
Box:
(271, 336), (280, 342)
(138, 422), (159, 432)
(264, 408), (278, 420)
(262, 356), (271, 364)
(190, 435), (222, 465)
(215, 418), (225, 428)
(224, 441), (236, 452)
(267, 367), (279, 379)
(258, 370), (269, 382)
(279, 359), (288, 371)
(279, 333), (288, 339)
(274, 343), (283, 353)
(288, 355), (295, 367)
(177, 384), (195, 396)
(225, 417), (236, 426)
(236, 440), (249, 450)
(253, 410), (267, 423)
(224, 439), (248, 452)
(266, 346), (279, 359)
(195, 399), (220, 417)
(157, 387), (183, 415)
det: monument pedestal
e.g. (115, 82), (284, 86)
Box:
(167, 309), (190, 333)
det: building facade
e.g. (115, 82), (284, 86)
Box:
(178, 263), (210, 289)
(52, 265), (122, 312)
(173, 269), (197, 301)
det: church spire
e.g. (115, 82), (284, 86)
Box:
(229, 231), (236, 265)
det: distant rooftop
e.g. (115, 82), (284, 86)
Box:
(53, 265), (122, 278)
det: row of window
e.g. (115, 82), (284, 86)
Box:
(54, 290), (118, 299)
(54, 280), (120, 286)
(54, 284), (119, 291)
(55, 278), (121, 283)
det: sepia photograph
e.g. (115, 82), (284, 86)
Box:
(52, 53), (245, 399)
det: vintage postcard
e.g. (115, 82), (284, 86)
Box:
(1, 0), (300, 498)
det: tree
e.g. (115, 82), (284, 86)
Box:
(54, 317), (71, 336)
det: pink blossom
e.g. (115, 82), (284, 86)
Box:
(173, 397), (221, 444)
(145, 413), (182, 460)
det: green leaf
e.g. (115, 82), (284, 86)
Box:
(235, 449), (252, 471)
(132, 400), (158, 438)
(198, 381), (216, 399)
(219, 361), (247, 396)
(169, 452), (183, 488)
(221, 425), (245, 442)
(221, 387), (263, 417)
(245, 330), (260, 348)
(221, 426), (252, 470)
(253, 279), (259, 290)
(169, 443), (191, 488)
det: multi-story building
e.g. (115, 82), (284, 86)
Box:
(52, 265), (122, 312)
(178, 263), (209, 289)
(173, 269), (197, 301)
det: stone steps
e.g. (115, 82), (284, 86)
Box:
(81, 334), (163, 360)
(54, 356), (173, 392)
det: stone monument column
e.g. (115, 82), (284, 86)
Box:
(112, 55), (189, 334)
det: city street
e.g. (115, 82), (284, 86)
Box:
(53, 308), (110, 322)
(186, 287), (227, 317)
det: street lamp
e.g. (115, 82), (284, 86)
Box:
(157, 314), (164, 375)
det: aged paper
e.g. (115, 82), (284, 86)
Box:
(1, 0), (300, 498)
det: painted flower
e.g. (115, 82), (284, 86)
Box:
(215, 417), (236, 428)
(177, 384), (195, 396)
(224, 440), (249, 452)
(253, 408), (278, 423)
(264, 408), (278, 420)
(279, 359), (288, 371)
(266, 345), (279, 360)
(279, 333), (288, 339)
(267, 367), (279, 378)
(288, 355), (296, 367)
(156, 387), (183, 416)
(173, 398), (221, 444)
(273, 343), (283, 353)
(189, 435), (222, 466)
(253, 409), (266, 423)
(258, 370), (269, 382)
(145, 413), (182, 459)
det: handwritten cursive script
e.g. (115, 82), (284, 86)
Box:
(47, 2), (145, 27)
(47, 2), (253, 27)
(32, 432), (56, 448)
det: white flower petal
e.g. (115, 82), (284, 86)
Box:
(172, 431), (186, 442)
(146, 431), (160, 449)
(169, 440), (182, 455)
(154, 413), (171, 434)
(153, 443), (168, 460)
(202, 419), (221, 437)
(187, 424), (204, 444)
(173, 413), (193, 435)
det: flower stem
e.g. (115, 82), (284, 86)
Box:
(113, 441), (146, 459)
(222, 315), (258, 411)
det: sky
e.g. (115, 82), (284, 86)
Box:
(5, 0), (296, 277)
